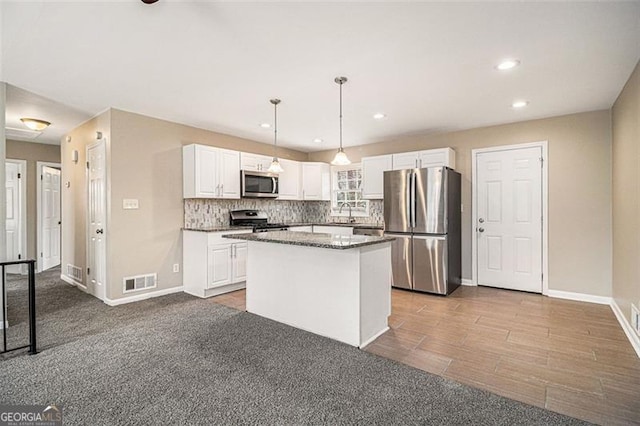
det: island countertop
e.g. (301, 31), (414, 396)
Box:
(223, 230), (394, 250)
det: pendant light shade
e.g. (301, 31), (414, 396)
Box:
(20, 118), (51, 131)
(331, 76), (351, 166)
(267, 98), (284, 173)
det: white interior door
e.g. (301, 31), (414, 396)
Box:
(41, 166), (61, 271)
(87, 142), (107, 300)
(476, 146), (542, 293)
(5, 161), (24, 273)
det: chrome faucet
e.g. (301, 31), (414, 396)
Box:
(339, 202), (356, 223)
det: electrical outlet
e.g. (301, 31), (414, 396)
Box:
(173, 264), (180, 273)
(631, 304), (640, 335)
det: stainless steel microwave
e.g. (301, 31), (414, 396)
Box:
(241, 170), (279, 198)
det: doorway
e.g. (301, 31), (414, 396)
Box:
(471, 142), (548, 294)
(5, 159), (27, 274)
(86, 140), (107, 301)
(37, 162), (62, 272)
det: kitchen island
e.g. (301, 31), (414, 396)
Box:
(223, 231), (394, 348)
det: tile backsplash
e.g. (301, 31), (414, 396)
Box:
(184, 199), (384, 228)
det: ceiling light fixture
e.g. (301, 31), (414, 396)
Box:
(20, 118), (51, 131)
(267, 99), (284, 174)
(512, 100), (529, 109)
(496, 59), (520, 71)
(373, 113), (386, 120)
(260, 123), (271, 129)
(331, 76), (351, 166)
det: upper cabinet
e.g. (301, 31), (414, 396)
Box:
(361, 154), (393, 199)
(392, 148), (456, 171)
(183, 144), (240, 199)
(241, 152), (273, 172)
(301, 162), (330, 201)
(277, 159), (302, 200)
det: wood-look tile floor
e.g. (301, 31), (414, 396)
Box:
(211, 287), (640, 425)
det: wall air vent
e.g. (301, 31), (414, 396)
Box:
(123, 273), (157, 293)
(66, 264), (83, 282)
(5, 127), (42, 140)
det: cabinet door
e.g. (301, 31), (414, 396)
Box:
(207, 244), (232, 289)
(320, 163), (331, 201)
(313, 226), (353, 236)
(241, 152), (272, 171)
(392, 152), (419, 170)
(362, 154), (393, 199)
(419, 148), (455, 169)
(195, 145), (219, 197)
(219, 149), (241, 199)
(301, 163), (322, 200)
(277, 159), (301, 200)
(231, 243), (248, 283)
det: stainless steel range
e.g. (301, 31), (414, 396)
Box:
(229, 209), (290, 233)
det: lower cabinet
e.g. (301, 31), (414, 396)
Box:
(183, 230), (251, 298)
(289, 226), (313, 232)
(312, 225), (353, 236)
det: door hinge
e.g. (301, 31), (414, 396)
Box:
(87, 267), (90, 275)
(18, 254), (21, 260)
(40, 252), (43, 257)
(17, 173), (21, 179)
(41, 174), (43, 180)
(540, 157), (544, 167)
(86, 161), (90, 169)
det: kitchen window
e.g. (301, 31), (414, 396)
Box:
(331, 164), (369, 217)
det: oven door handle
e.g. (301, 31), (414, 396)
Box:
(272, 177), (277, 194)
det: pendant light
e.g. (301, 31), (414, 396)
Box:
(331, 76), (351, 165)
(267, 98), (285, 173)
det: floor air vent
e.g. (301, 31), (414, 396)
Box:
(123, 273), (157, 293)
(66, 264), (83, 281)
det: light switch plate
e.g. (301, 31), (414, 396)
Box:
(123, 199), (139, 210)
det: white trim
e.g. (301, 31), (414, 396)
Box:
(461, 278), (475, 286)
(471, 141), (549, 294)
(104, 286), (184, 306)
(36, 161), (62, 273)
(0, 321), (8, 329)
(547, 289), (611, 305)
(60, 273), (82, 287)
(610, 300), (640, 358)
(5, 159), (27, 274)
(360, 326), (389, 349)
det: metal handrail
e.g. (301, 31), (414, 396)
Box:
(1, 259), (37, 355)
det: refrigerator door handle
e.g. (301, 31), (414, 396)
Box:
(411, 171), (417, 228)
(406, 172), (411, 227)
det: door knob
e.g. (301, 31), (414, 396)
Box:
(478, 227), (485, 233)
(478, 218), (484, 223)
(96, 229), (104, 234)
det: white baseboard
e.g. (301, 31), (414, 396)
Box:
(547, 289), (612, 305)
(104, 286), (184, 306)
(360, 326), (389, 348)
(0, 321), (8, 329)
(461, 279), (475, 286)
(610, 300), (640, 358)
(60, 274), (83, 287)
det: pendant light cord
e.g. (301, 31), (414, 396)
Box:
(339, 81), (343, 151)
(274, 101), (278, 157)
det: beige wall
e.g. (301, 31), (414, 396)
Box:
(612, 60), (640, 322)
(61, 110), (111, 292)
(310, 110), (613, 296)
(100, 109), (307, 300)
(6, 140), (61, 260)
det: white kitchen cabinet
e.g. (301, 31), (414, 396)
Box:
(183, 144), (240, 199)
(361, 154), (393, 199)
(183, 229), (251, 298)
(392, 148), (456, 171)
(241, 152), (273, 172)
(277, 159), (301, 200)
(312, 225), (353, 236)
(301, 162), (331, 201)
(289, 226), (313, 232)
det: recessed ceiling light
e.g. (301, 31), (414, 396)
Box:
(373, 113), (386, 120)
(313, 138), (323, 143)
(260, 123), (271, 128)
(512, 100), (529, 109)
(496, 59), (520, 71)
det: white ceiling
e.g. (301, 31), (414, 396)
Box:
(2, 1), (639, 151)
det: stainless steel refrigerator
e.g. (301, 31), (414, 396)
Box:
(383, 166), (461, 295)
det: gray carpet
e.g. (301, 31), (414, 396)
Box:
(0, 270), (587, 425)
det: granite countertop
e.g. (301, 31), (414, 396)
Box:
(184, 222), (384, 232)
(223, 231), (395, 250)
